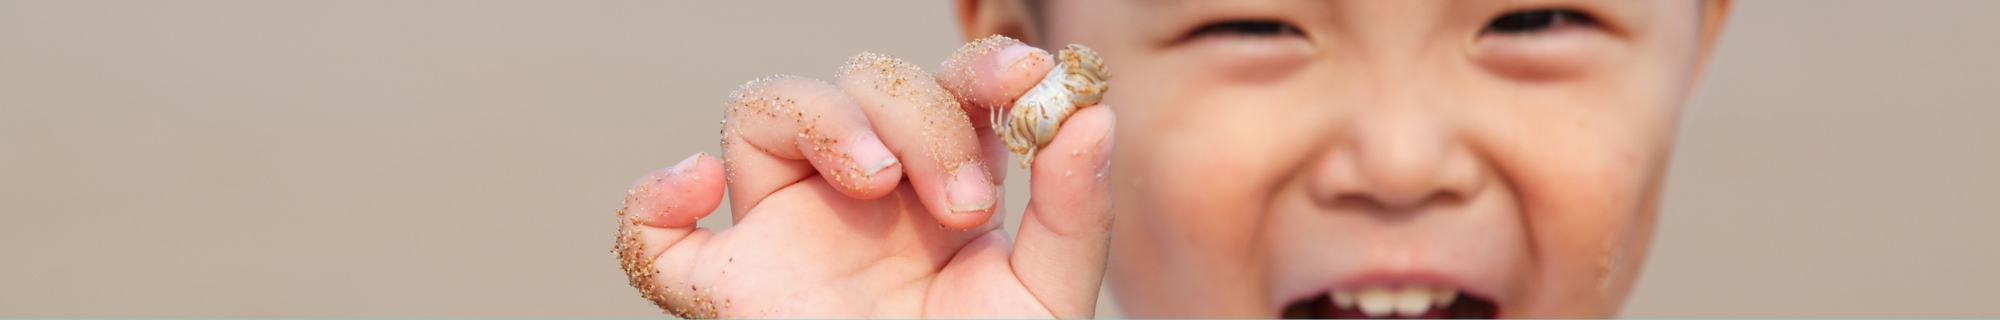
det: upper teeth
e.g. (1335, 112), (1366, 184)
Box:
(1337, 285), (1459, 318)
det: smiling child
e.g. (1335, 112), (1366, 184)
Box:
(614, 0), (1730, 318)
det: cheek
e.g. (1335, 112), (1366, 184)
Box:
(1115, 94), (1284, 260)
(1484, 95), (1673, 316)
(1108, 55), (1328, 250)
(1106, 64), (1335, 315)
(1129, 140), (1269, 292)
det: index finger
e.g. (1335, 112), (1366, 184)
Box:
(936, 35), (1060, 123)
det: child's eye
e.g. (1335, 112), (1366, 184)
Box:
(1471, 8), (1614, 81)
(1187, 20), (1304, 38)
(1482, 9), (1596, 34)
(1175, 19), (1314, 82)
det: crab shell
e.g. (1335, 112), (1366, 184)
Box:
(996, 44), (1111, 168)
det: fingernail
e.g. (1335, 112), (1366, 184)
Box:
(1092, 113), (1116, 178)
(946, 165), (995, 213)
(850, 132), (898, 176)
(993, 45), (1050, 75)
(671, 152), (702, 175)
(629, 153), (702, 215)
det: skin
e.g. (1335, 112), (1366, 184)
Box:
(621, 0), (1729, 318)
(617, 37), (1113, 318)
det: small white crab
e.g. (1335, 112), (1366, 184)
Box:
(994, 44), (1111, 168)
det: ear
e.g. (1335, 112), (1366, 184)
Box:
(1682, 0), (1731, 94)
(955, 0), (1043, 46)
(1697, 0), (1732, 56)
(1692, 0), (1732, 75)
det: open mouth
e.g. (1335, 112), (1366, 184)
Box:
(1281, 286), (1498, 319)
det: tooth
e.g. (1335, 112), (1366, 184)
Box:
(1395, 286), (1434, 317)
(1357, 286), (1394, 317)
(1433, 287), (1458, 306)
(1333, 289), (1357, 309)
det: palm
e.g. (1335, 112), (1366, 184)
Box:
(679, 178), (1048, 318)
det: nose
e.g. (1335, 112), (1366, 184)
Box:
(1307, 109), (1486, 213)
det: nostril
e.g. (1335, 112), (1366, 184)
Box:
(1428, 190), (1467, 207)
(1323, 194), (1383, 212)
(1320, 189), (1467, 215)
(1421, 187), (1471, 208)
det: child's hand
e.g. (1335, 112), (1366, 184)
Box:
(615, 36), (1115, 318)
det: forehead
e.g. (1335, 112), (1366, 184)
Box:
(1116, 0), (1668, 18)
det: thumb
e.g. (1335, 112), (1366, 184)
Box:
(1010, 106), (1116, 318)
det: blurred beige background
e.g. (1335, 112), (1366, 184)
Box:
(2, 0), (1996, 317)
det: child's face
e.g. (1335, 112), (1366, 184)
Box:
(1031, 0), (1717, 317)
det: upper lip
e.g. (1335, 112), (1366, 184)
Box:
(1260, 182), (1531, 316)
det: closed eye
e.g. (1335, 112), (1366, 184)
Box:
(1482, 9), (1597, 34)
(1471, 7), (1617, 81)
(1169, 18), (1315, 83)
(1185, 20), (1305, 39)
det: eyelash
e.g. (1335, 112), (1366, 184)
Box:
(1184, 11), (1593, 39)
(1187, 20), (1304, 38)
(1483, 9), (1597, 34)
